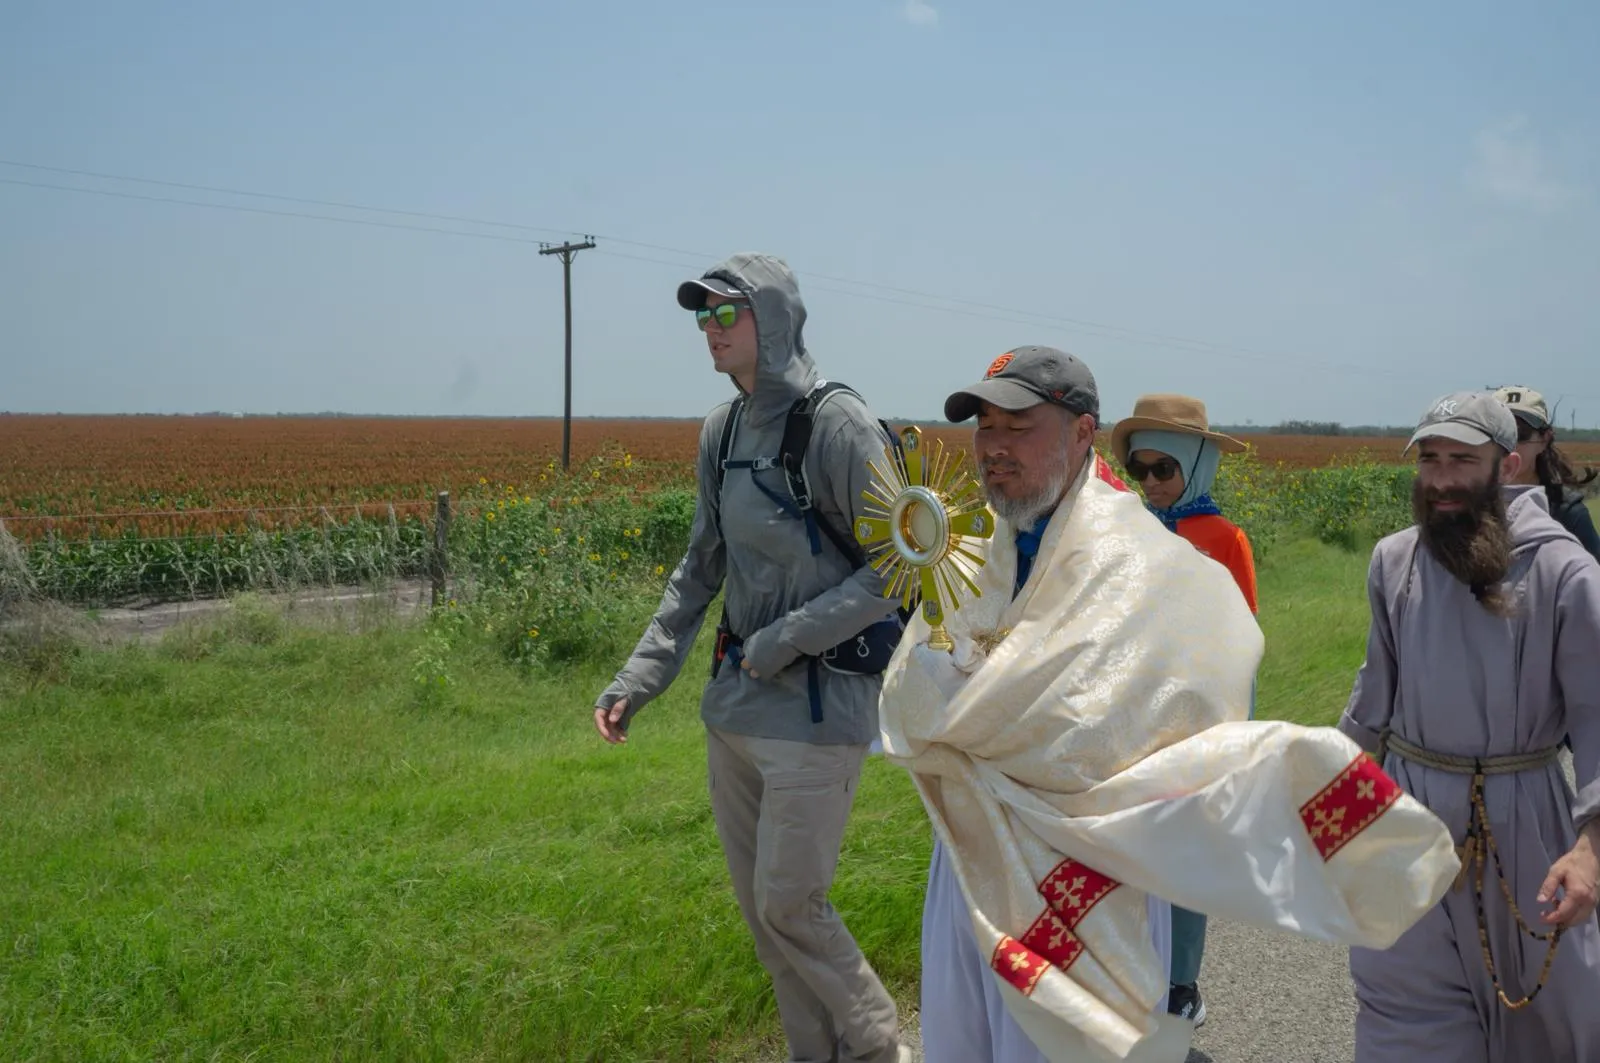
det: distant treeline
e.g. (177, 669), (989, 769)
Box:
(7, 411), (1597, 441)
(1217, 421), (1410, 438)
(1216, 421), (1600, 442)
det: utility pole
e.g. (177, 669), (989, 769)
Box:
(539, 237), (597, 471)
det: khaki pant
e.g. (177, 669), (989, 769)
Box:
(706, 726), (901, 1063)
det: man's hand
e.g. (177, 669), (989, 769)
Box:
(740, 626), (800, 681)
(594, 698), (629, 745)
(911, 643), (970, 702)
(1538, 827), (1598, 929)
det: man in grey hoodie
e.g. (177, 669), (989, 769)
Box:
(592, 253), (909, 1063)
(1337, 391), (1600, 1062)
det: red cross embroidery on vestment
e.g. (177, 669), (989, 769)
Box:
(988, 858), (1122, 997)
(990, 934), (1050, 996)
(1021, 907), (1085, 971)
(1298, 753), (1402, 861)
(1039, 857), (1120, 927)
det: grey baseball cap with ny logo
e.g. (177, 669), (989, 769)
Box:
(1405, 390), (1518, 454)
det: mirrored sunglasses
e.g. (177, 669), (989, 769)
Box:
(695, 302), (751, 331)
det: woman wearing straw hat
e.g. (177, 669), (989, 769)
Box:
(1111, 394), (1259, 613)
(1110, 393), (1261, 1029)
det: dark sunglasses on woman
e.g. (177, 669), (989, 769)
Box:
(1125, 457), (1182, 483)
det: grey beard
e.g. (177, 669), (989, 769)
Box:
(986, 464), (1074, 529)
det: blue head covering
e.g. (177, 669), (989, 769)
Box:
(1127, 429), (1223, 531)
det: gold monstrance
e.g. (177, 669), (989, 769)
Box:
(853, 426), (995, 652)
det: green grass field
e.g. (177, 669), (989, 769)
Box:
(0, 539), (1373, 1062)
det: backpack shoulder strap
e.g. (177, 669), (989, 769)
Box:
(714, 396), (744, 494)
(777, 381), (854, 510)
(779, 380), (904, 572)
(778, 381), (859, 513)
(711, 396), (744, 536)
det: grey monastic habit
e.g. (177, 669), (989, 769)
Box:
(1338, 485), (1600, 1061)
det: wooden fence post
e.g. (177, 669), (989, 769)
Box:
(319, 506), (335, 588)
(214, 531), (225, 598)
(431, 491), (451, 608)
(386, 503), (399, 579)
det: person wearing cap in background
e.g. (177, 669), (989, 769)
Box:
(1492, 385), (1600, 564)
(591, 253), (912, 1063)
(877, 348), (1459, 1063)
(1336, 391), (1600, 1062)
(1109, 394), (1259, 1028)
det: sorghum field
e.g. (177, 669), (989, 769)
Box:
(6, 415), (1559, 523)
(2, 414), (1594, 607)
(0, 416), (700, 538)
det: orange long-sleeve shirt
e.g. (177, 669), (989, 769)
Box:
(1094, 453), (1257, 612)
(1173, 514), (1258, 614)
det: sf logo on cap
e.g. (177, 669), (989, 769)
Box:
(985, 353), (1014, 378)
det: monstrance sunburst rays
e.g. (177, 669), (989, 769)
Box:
(852, 426), (995, 652)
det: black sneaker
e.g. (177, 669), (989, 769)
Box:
(1168, 982), (1207, 1028)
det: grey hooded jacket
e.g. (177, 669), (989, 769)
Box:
(596, 254), (901, 745)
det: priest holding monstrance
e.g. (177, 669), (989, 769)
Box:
(856, 346), (1461, 1062)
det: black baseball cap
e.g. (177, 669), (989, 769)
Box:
(944, 345), (1100, 423)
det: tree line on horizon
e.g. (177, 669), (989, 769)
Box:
(4, 411), (1598, 441)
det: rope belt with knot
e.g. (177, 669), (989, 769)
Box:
(1380, 729), (1565, 1010)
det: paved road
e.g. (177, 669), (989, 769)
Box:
(898, 918), (1356, 1063)
(1181, 920), (1356, 1063)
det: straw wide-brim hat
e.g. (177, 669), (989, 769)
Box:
(1110, 394), (1247, 467)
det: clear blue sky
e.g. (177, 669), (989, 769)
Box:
(3, 1), (1597, 426)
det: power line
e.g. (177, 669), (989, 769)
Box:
(0, 158), (582, 238)
(4, 160), (1595, 402)
(4, 174), (1117, 346)
(5, 174), (1228, 356)
(0, 158), (1364, 362)
(0, 174), (1489, 389)
(0, 176), (553, 246)
(588, 248), (1448, 386)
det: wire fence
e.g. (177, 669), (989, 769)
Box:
(0, 483), (701, 617)
(0, 500), (441, 542)
(0, 495), (484, 609)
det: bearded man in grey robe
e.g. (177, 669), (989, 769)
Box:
(1338, 391), (1600, 1062)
